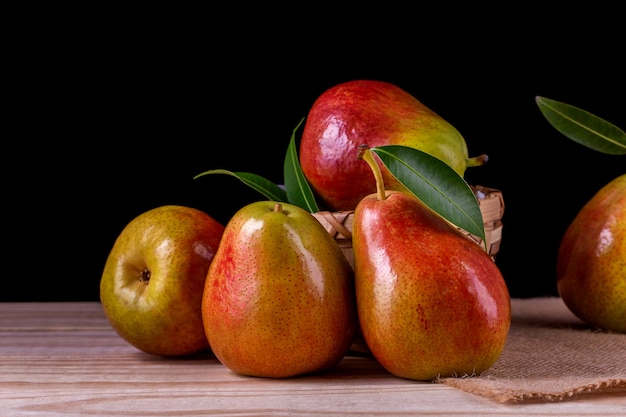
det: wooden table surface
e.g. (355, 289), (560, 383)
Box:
(1, 301), (624, 416)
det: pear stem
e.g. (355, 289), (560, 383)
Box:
(357, 144), (387, 201)
(467, 154), (489, 167)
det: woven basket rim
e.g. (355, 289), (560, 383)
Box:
(312, 185), (504, 262)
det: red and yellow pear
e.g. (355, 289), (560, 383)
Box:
(352, 147), (511, 380)
(202, 200), (357, 378)
(299, 79), (487, 211)
(557, 173), (626, 333)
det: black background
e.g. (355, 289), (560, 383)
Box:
(6, 9), (624, 302)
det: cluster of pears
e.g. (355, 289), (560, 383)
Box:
(101, 79), (512, 382)
(202, 144), (511, 380)
(100, 80), (623, 388)
(200, 80), (511, 380)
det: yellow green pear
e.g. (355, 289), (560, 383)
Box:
(202, 201), (357, 378)
(100, 205), (225, 356)
(557, 173), (626, 333)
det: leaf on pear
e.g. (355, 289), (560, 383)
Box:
(283, 117), (320, 212)
(193, 169), (288, 202)
(371, 145), (486, 245)
(536, 96), (626, 155)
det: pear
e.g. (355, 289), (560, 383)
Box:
(100, 205), (225, 356)
(202, 201), (357, 378)
(299, 79), (487, 211)
(352, 148), (511, 381)
(557, 173), (626, 333)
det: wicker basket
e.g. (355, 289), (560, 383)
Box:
(312, 185), (505, 269)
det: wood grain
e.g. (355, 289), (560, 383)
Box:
(0, 302), (624, 416)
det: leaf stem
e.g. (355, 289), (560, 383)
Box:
(357, 144), (387, 201)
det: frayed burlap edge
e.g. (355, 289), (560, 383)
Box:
(439, 297), (626, 403)
(441, 375), (626, 403)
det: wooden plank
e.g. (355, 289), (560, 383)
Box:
(0, 302), (624, 416)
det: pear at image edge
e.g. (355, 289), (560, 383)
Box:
(557, 173), (626, 333)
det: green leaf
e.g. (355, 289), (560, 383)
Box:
(283, 118), (319, 212)
(536, 96), (626, 155)
(193, 169), (288, 202)
(371, 145), (486, 244)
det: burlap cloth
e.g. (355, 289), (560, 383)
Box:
(439, 297), (626, 403)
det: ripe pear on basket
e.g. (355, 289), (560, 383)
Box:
(352, 145), (511, 381)
(299, 79), (488, 211)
